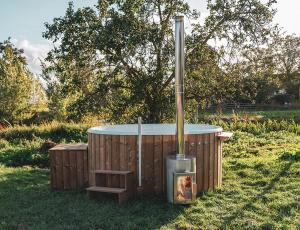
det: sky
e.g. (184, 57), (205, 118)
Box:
(0, 0), (299, 75)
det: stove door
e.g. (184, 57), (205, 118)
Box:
(173, 172), (196, 204)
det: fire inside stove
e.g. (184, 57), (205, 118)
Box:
(174, 173), (195, 203)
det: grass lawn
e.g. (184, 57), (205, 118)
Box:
(0, 124), (300, 229)
(200, 109), (300, 122)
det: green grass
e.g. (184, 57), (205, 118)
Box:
(0, 123), (299, 229)
(200, 109), (300, 122)
(252, 110), (300, 121)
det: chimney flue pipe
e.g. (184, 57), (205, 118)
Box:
(175, 15), (185, 158)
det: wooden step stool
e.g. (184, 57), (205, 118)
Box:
(87, 170), (134, 205)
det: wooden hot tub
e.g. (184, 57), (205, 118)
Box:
(87, 124), (227, 195)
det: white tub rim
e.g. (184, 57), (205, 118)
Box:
(87, 123), (223, 136)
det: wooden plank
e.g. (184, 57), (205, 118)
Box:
(188, 134), (197, 157)
(218, 138), (223, 186)
(213, 133), (219, 187)
(143, 135), (154, 193)
(105, 135), (112, 187)
(99, 135), (105, 170)
(95, 170), (132, 175)
(76, 150), (84, 187)
(127, 136), (136, 193)
(95, 173), (106, 187)
(89, 134), (94, 186)
(196, 134), (204, 192)
(87, 186), (126, 193)
(69, 150), (77, 189)
(184, 134), (189, 156)
(209, 133), (215, 189)
(203, 134), (209, 190)
(95, 134), (100, 172)
(171, 135), (176, 154)
(55, 150), (63, 189)
(62, 150), (70, 189)
(92, 134), (97, 186)
(88, 133), (93, 186)
(83, 143), (89, 186)
(111, 135), (120, 188)
(49, 151), (56, 188)
(162, 135), (172, 193)
(119, 135), (127, 188)
(154, 135), (163, 194)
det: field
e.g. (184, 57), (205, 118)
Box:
(200, 109), (300, 123)
(0, 119), (299, 229)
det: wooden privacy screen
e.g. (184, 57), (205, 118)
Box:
(88, 133), (222, 194)
(50, 144), (88, 189)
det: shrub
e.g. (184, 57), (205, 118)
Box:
(0, 139), (9, 149)
(0, 122), (91, 143)
(0, 122), (98, 168)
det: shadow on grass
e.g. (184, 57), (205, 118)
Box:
(0, 168), (185, 229)
(219, 152), (299, 229)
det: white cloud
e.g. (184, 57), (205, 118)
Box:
(12, 39), (52, 75)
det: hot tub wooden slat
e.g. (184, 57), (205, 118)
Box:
(88, 131), (224, 194)
(154, 135), (163, 194)
(100, 134), (105, 170)
(162, 135), (173, 194)
(203, 134), (209, 190)
(105, 135), (112, 187)
(95, 134), (100, 174)
(111, 135), (120, 187)
(188, 134), (197, 157)
(88, 134), (92, 185)
(213, 133), (219, 187)
(127, 136), (137, 189)
(218, 138), (222, 186)
(209, 133), (214, 190)
(119, 135), (126, 188)
(197, 134), (204, 191)
(143, 135), (154, 192)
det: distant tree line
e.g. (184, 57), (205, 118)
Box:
(1, 0), (299, 124)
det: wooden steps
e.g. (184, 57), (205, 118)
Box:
(94, 170), (132, 175)
(87, 169), (134, 205)
(87, 186), (125, 193)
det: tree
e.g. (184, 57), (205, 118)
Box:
(227, 46), (281, 104)
(228, 35), (300, 104)
(0, 39), (46, 123)
(270, 35), (300, 100)
(43, 0), (277, 123)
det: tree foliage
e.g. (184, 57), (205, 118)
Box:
(0, 40), (46, 123)
(43, 0), (277, 123)
(270, 35), (300, 98)
(229, 35), (300, 104)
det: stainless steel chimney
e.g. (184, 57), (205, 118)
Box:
(175, 15), (185, 158)
(166, 16), (197, 204)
